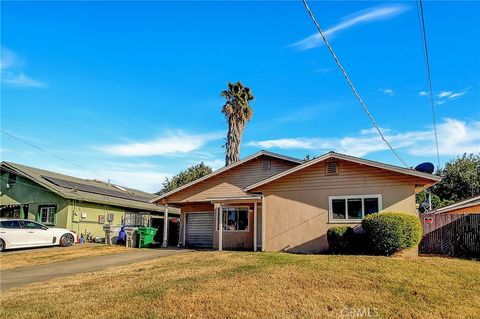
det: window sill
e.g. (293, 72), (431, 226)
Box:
(216, 230), (250, 233)
(328, 219), (362, 224)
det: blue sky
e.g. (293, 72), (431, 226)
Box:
(1, 1), (479, 192)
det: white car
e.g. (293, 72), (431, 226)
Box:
(0, 219), (76, 252)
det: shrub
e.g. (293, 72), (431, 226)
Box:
(362, 212), (422, 256)
(327, 226), (354, 254)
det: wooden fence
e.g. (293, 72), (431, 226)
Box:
(419, 212), (480, 258)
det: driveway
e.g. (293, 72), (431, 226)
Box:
(1, 248), (189, 290)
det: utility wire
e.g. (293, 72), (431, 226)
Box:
(301, 0), (409, 168)
(416, 0), (441, 169)
(1, 129), (120, 184)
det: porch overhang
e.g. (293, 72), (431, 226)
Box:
(206, 195), (262, 204)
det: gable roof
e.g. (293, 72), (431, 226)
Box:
(432, 195), (480, 214)
(244, 151), (441, 191)
(1, 161), (166, 212)
(151, 150), (303, 203)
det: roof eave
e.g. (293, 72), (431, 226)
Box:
(150, 150), (303, 203)
(244, 152), (441, 192)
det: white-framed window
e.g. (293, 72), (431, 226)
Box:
(39, 206), (56, 224)
(328, 195), (382, 223)
(217, 206), (249, 231)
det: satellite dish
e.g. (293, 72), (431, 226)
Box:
(414, 162), (434, 174)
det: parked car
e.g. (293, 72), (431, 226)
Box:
(0, 219), (76, 252)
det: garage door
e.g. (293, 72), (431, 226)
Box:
(185, 212), (214, 248)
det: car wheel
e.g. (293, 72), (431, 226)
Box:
(59, 234), (74, 247)
(0, 239), (5, 252)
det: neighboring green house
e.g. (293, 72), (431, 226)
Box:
(0, 161), (177, 239)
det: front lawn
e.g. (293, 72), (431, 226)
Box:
(0, 252), (478, 318)
(0, 244), (132, 270)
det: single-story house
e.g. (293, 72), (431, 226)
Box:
(152, 150), (440, 253)
(0, 161), (179, 241)
(431, 195), (480, 215)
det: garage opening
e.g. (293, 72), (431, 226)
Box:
(185, 212), (214, 248)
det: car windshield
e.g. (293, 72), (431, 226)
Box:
(22, 221), (46, 229)
(0, 220), (22, 229)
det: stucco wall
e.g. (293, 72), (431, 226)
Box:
(179, 203), (255, 250)
(256, 160), (418, 253)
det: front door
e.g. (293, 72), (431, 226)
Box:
(22, 221), (54, 245)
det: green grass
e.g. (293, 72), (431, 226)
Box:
(1, 252), (479, 319)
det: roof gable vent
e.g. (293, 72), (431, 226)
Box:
(261, 157), (271, 172)
(326, 160), (338, 175)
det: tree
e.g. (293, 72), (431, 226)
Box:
(157, 162), (212, 195)
(416, 153), (480, 210)
(433, 153), (480, 202)
(221, 81), (254, 166)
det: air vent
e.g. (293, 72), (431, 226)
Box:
(326, 161), (338, 175)
(261, 157), (271, 172)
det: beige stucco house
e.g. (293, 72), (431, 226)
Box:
(152, 151), (440, 253)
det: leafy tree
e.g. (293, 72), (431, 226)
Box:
(221, 81), (254, 166)
(416, 153), (480, 210)
(157, 162), (212, 195)
(416, 191), (452, 211)
(433, 153), (480, 202)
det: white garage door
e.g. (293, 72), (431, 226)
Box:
(185, 212), (214, 248)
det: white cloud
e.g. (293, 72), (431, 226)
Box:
(290, 4), (408, 50)
(2, 72), (46, 87)
(435, 88), (469, 104)
(419, 91), (428, 96)
(248, 138), (316, 150)
(99, 130), (223, 157)
(247, 118), (480, 158)
(381, 88), (394, 96)
(448, 91), (467, 99)
(438, 91), (453, 98)
(1, 46), (45, 88)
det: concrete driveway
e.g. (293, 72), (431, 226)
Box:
(1, 248), (189, 290)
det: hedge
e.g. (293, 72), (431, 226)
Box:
(362, 212), (422, 256)
(327, 226), (352, 254)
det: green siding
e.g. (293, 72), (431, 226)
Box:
(0, 172), (161, 238)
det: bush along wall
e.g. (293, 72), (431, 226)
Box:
(362, 212), (422, 256)
(327, 226), (368, 255)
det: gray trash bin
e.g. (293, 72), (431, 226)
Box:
(103, 225), (122, 245)
(124, 226), (139, 248)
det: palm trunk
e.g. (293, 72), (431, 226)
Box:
(225, 116), (244, 166)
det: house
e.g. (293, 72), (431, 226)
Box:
(0, 162), (178, 241)
(152, 150), (440, 253)
(431, 195), (480, 214)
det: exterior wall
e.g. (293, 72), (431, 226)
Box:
(179, 203), (255, 250)
(166, 156), (297, 203)
(443, 204), (480, 214)
(70, 200), (126, 238)
(0, 172), (163, 239)
(0, 173), (69, 225)
(255, 160), (419, 253)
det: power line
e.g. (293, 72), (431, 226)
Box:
(416, 0), (441, 169)
(301, 0), (409, 168)
(0, 129), (120, 184)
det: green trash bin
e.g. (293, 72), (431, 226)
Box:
(137, 227), (158, 248)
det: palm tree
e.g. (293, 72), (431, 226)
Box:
(221, 81), (254, 166)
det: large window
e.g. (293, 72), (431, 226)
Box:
(329, 195), (381, 222)
(218, 207), (249, 231)
(39, 206), (56, 224)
